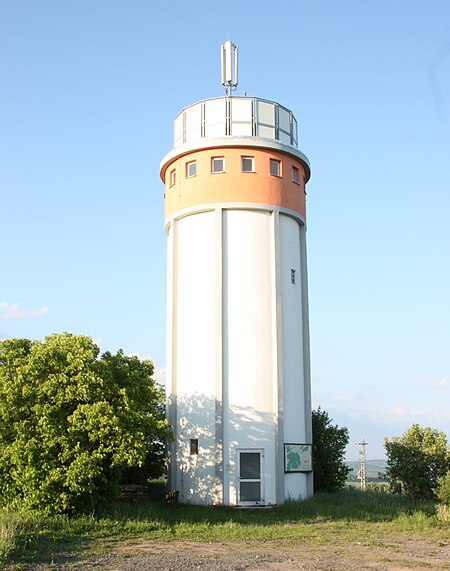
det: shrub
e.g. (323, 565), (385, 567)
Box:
(435, 471), (450, 506)
(0, 334), (171, 514)
(312, 408), (350, 492)
(384, 425), (450, 501)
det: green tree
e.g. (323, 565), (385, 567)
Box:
(0, 333), (171, 514)
(384, 424), (450, 500)
(312, 407), (350, 492)
(436, 471), (450, 506)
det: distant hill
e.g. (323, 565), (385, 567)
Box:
(346, 459), (387, 483)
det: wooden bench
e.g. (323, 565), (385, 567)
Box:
(118, 484), (149, 503)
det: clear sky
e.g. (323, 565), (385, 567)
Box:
(1, 1), (449, 459)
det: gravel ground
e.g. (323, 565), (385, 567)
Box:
(13, 537), (450, 571)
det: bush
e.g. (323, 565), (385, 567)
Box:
(436, 471), (450, 506)
(435, 503), (450, 524)
(384, 425), (450, 501)
(312, 408), (350, 492)
(0, 334), (171, 514)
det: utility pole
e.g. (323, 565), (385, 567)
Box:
(357, 436), (368, 491)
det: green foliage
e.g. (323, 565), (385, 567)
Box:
(312, 407), (350, 492)
(435, 471), (450, 506)
(0, 334), (171, 514)
(384, 424), (450, 501)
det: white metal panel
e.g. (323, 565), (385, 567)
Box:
(231, 98), (252, 122)
(204, 98), (226, 138)
(257, 124), (275, 139)
(166, 222), (176, 491)
(231, 122), (252, 136)
(257, 100), (275, 126)
(176, 211), (217, 504)
(222, 209), (277, 506)
(279, 107), (291, 133)
(230, 98), (252, 136)
(223, 210), (274, 411)
(279, 213), (308, 500)
(184, 103), (202, 144)
(280, 214), (305, 438)
(279, 131), (291, 144)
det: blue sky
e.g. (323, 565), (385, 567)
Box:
(1, 1), (449, 459)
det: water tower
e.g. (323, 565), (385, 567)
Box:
(160, 40), (313, 505)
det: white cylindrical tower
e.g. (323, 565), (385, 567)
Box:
(161, 46), (312, 506)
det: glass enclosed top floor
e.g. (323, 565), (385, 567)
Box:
(174, 96), (298, 149)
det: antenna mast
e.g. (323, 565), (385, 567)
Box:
(356, 436), (368, 491)
(221, 39), (238, 96)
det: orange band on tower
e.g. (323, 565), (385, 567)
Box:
(163, 147), (307, 221)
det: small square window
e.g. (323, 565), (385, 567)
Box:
(291, 269), (296, 285)
(169, 169), (176, 187)
(292, 166), (299, 184)
(241, 156), (254, 172)
(270, 159), (281, 177)
(186, 161), (197, 178)
(211, 157), (225, 173)
(190, 439), (199, 455)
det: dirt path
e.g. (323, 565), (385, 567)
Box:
(15, 537), (449, 570)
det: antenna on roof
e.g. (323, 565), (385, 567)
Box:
(221, 39), (238, 96)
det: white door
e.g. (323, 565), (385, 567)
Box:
(237, 450), (264, 505)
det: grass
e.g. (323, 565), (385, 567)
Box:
(1, 484), (447, 568)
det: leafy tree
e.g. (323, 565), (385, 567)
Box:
(384, 424), (450, 500)
(436, 471), (450, 506)
(0, 333), (171, 514)
(312, 407), (350, 492)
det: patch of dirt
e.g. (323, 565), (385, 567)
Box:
(14, 537), (449, 570)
